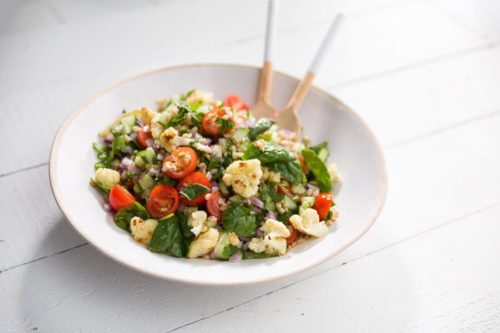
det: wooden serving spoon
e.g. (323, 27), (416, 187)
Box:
(276, 14), (344, 138)
(252, 0), (279, 120)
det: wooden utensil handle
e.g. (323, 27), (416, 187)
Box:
(259, 61), (273, 102)
(286, 71), (315, 110)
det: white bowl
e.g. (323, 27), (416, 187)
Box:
(50, 64), (387, 286)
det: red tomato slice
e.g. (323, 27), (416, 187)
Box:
(109, 185), (136, 211)
(286, 225), (299, 245)
(206, 191), (222, 221)
(162, 147), (199, 179)
(224, 94), (249, 111)
(313, 193), (334, 220)
(177, 172), (211, 206)
(201, 108), (233, 137)
(146, 185), (180, 219)
(137, 129), (152, 149)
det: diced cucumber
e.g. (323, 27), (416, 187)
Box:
(120, 115), (136, 134)
(317, 147), (329, 162)
(233, 128), (249, 142)
(219, 182), (230, 196)
(135, 147), (156, 167)
(283, 195), (298, 210)
(299, 196), (315, 214)
(214, 232), (230, 259)
(138, 174), (154, 190)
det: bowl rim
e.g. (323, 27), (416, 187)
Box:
(49, 63), (388, 286)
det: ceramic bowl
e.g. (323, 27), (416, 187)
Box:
(50, 64), (387, 285)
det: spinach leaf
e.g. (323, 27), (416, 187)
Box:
(277, 212), (293, 223)
(243, 143), (294, 163)
(302, 148), (332, 192)
(242, 250), (275, 260)
(148, 214), (187, 257)
(179, 184), (210, 200)
(249, 118), (274, 140)
(222, 204), (257, 237)
(177, 212), (194, 241)
(309, 141), (329, 162)
(114, 202), (148, 231)
(244, 143), (304, 184)
(267, 159), (303, 184)
(215, 117), (234, 132)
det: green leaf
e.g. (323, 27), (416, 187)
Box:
(221, 245), (241, 260)
(90, 178), (111, 196)
(242, 250), (275, 260)
(249, 118), (274, 140)
(259, 183), (283, 212)
(267, 159), (303, 184)
(179, 184), (210, 201)
(243, 143), (294, 163)
(177, 212), (194, 241)
(148, 214), (187, 257)
(215, 117), (235, 133)
(244, 142), (304, 184)
(302, 148), (332, 192)
(166, 103), (190, 127)
(114, 202), (148, 231)
(206, 157), (224, 181)
(222, 204), (257, 237)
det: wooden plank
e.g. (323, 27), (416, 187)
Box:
(332, 44), (500, 146)
(0, 1), (485, 175)
(172, 204), (500, 333)
(433, 0), (500, 41)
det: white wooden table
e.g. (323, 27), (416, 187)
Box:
(1, 0), (500, 331)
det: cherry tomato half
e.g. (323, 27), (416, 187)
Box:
(201, 108), (233, 137)
(206, 191), (222, 221)
(162, 147), (199, 179)
(313, 193), (334, 220)
(146, 185), (180, 219)
(137, 129), (152, 149)
(286, 225), (299, 245)
(177, 172), (211, 206)
(109, 185), (136, 211)
(224, 94), (249, 111)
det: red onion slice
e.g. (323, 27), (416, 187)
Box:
(229, 251), (242, 262)
(250, 197), (264, 209)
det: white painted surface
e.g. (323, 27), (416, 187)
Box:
(1, 0), (500, 331)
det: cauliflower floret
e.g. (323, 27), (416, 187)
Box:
(227, 232), (240, 246)
(187, 228), (219, 258)
(159, 127), (192, 152)
(327, 163), (341, 184)
(188, 211), (208, 236)
(95, 168), (120, 188)
(248, 219), (290, 256)
(186, 90), (214, 104)
(289, 208), (329, 237)
(130, 217), (158, 245)
(159, 127), (179, 152)
(222, 159), (263, 198)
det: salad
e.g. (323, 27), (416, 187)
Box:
(91, 90), (340, 260)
